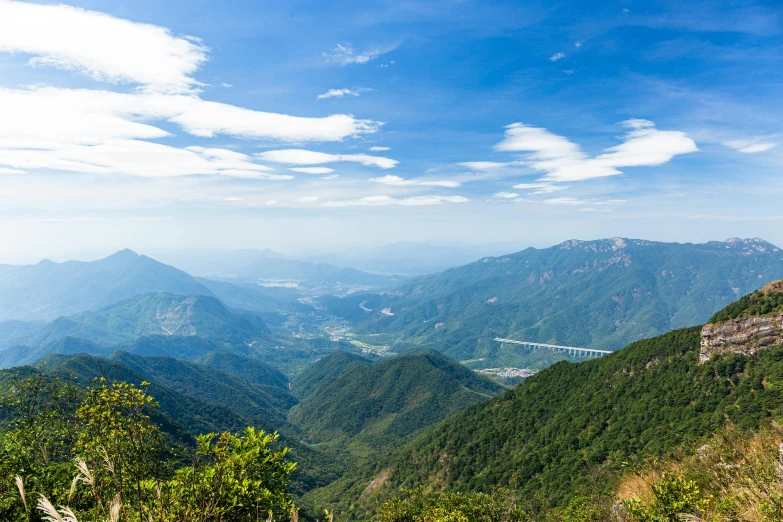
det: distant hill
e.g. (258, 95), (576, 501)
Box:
(0, 293), (274, 367)
(306, 241), (525, 276)
(237, 257), (406, 290)
(327, 238), (783, 367)
(306, 289), (783, 517)
(196, 350), (290, 391)
(0, 249), (213, 322)
(288, 351), (504, 452)
(107, 351), (296, 430)
(290, 351), (373, 400)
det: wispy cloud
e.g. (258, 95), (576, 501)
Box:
(0, 167), (25, 175)
(257, 149), (398, 169)
(296, 196), (321, 203)
(370, 175), (460, 188)
(723, 138), (777, 153)
(289, 167), (335, 174)
(492, 191), (519, 199)
(323, 195), (468, 207)
(317, 88), (370, 100)
(369, 146), (391, 152)
(458, 161), (516, 170)
(512, 182), (567, 194)
(550, 52), (566, 62)
(323, 43), (398, 66)
(494, 119), (697, 182)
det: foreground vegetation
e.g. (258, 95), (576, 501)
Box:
(0, 375), (296, 522)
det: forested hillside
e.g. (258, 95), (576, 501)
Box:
(326, 238), (783, 368)
(307, 322), (783, 518)
(288, 351), (504, 453)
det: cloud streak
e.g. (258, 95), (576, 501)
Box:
(257, 149), (398, 169)
(370, 175), (460, 188)
(323, 195), (468, 207)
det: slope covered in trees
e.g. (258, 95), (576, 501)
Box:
(307, 305), (783, 518)
(288, 351), (504, 452)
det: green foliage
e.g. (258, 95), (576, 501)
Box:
(622, 475), (708, 522)
(0, 375), (296, 522)
(709, 290), (783, 324)
(153, 428), (294, 522)
(376, 488), (530, 522)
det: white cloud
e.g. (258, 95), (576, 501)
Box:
(296, 196), (321, 203)
(575, 41), (584, 48)
(492, 192), (519, 199)
(257, 149), (398, 169)
(494, 120), (697, 182)
(369, 146), (391, 152)
(289, 167), (335, 174)
(323, 195), (469, 207)
(458, 161), (514, 170)
(324, 43), (396, 65)
(321, 174), (339, 180)
(723, 138), (777, 153)
(370, 175), (460, 188)
(0, 5), (382, 179)
(550, 52), (566, 62)
(224, 197), (242, 201)
(266, 200), (278, 205)
(0, 0), (207, 93)
(317, 88), (369, 100)
(0, 167), (25, 175)
(512, 182), (567, 194)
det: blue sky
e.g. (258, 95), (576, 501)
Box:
(0, 0), (781, 261)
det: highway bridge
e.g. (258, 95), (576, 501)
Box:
(494, 338), (612, 358)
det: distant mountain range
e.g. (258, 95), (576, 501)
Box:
(147, 248), (407, 294)
(0, 249), (213, 322)
(323, 238), (783, 367)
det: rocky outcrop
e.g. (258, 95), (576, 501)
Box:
(700, 313), (783, 363)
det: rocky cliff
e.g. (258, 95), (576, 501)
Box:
(700, 280), (783, 363)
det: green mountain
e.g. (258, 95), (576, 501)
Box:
(290, 351), (373, 400)
(0, 293), (274, 367)
(327, 237), (783, 368)
(0, 249), (214, 322)
(107, 351), (296, 430)
(197, 350), (290, 390)
(29, 352), (252, 435)
(307, 287), (783, 518)
(288, 351), (504, 453)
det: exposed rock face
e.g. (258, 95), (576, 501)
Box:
(700, 313), (783, 363)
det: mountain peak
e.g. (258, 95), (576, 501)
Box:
(105, 248), (141, 260)
(723, 237), (780, 252)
